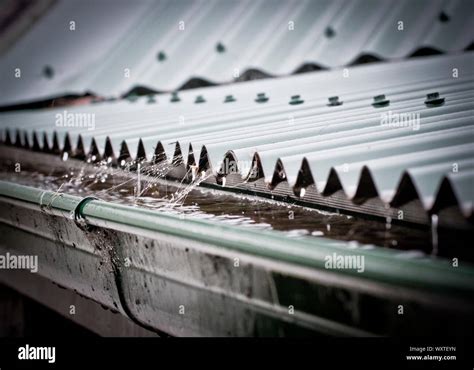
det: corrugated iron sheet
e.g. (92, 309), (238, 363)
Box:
(1, 53), (473, 225)
(0, 0), (473, 105)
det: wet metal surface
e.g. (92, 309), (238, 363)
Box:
(1, 147), (471, 262)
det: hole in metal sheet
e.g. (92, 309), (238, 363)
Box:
(216, 42), (226, 53)
(324, 26), (335, 38)
(439, 11), (450, 22)
(157, 51), (166, 61)
(42, 65), (54, 79)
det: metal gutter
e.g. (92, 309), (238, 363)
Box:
(0, 180), (471, 293)
(0, 182), (474, 336)
(1, 180), (473, 335)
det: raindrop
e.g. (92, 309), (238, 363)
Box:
(191, 165), (197, 181)
(137, 163), (141, 197)
(385, 216), (392, 230)
(431, 214), (438, 255)
(299, 188), (306, 198)
(62, 152), (69, 161)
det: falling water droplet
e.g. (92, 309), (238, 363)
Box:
(385, 216), (392, 230)
(431, 214), (438, 255)
(107, 157), (112, 164)
(326, 224), (331, 232)
(299, 188), (306, 198)
(62, 152), (69, 161)
(91, 155), (97, 162)
(136, 163), (141, 198)
(120, 160), (126, 167)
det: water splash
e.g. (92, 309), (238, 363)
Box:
(0, 151), (450, 257)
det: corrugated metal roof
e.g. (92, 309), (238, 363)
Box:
(1, 52), (473, 225)
(0, 0), (473, 105)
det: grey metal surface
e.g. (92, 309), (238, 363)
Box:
(0, 0), (473, 105)
(1, 53), (473, 224)
(0, 270), (158, 337)
(1, 181), (474, 336)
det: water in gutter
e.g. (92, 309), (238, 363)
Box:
(1, 146), (472, 263)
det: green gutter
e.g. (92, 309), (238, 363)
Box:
(1, 180), (473, 298)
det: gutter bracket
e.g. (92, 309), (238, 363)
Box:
(74, 196), (98, 230)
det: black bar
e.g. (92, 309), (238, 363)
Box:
(0, 337), (472, 369)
